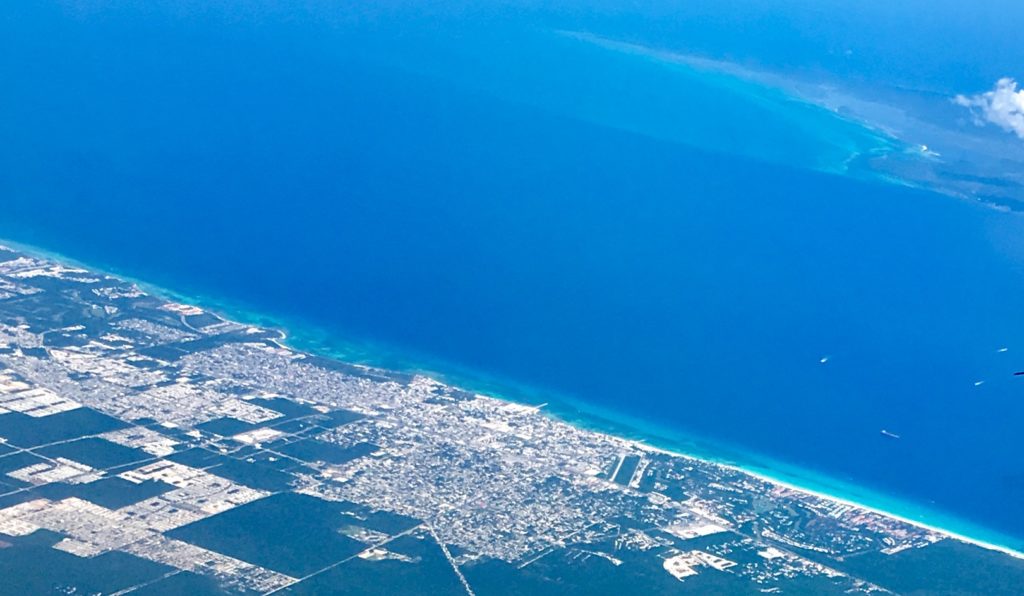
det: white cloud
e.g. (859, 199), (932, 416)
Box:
(955, 78), (1024, 139)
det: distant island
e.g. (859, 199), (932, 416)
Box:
(1, 243), (1023, 595)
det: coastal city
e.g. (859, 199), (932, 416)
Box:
(0, 244), (1022, 595)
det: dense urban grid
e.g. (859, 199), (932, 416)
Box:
(0, 245), (1022, 595)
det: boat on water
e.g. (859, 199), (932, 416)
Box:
(880, 429), (901, 439)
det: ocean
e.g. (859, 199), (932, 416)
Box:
(3, 2), (1024, 550)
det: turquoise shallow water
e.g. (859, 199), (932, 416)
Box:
(4, 1), (1024, 551)
(364, 27), (904, 177)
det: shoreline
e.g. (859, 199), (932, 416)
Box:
(542, 397), (1024, 560)
(4, 236), (1024, 560)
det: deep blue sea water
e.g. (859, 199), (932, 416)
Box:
(3, 2), (1024, 547)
